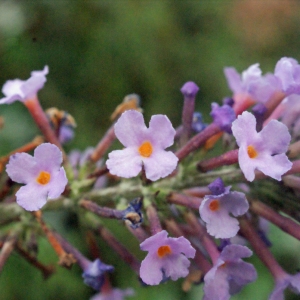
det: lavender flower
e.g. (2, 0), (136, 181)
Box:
(90, 288), (134, 300)
(224, 64), (280, 103)
(0, 66), (49, 104)
(274, 57), (300, 95)
(82, 259), (114, 291)
(6, 143), (67, 211)
(231, 111), (292, 181)
(139, 230), (195, 285)
(203, 244), (257, 300)
(269, 273), (300, 300)
(106, 110), (178, 181)
(199, 183), (249, 239)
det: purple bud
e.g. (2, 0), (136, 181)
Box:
(82, 259), (114, 290)
(191, 112), (206, 133)
(210, 103), (236, 133)
(222, 97), (234, 107)
(252, 103), (267, 132)
(180, 81), (200, 97)
(208, 178), (225, 195)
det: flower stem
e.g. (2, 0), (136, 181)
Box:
(34, 211), (76, 268)
(146, 204), (162, 235)
(250, 200), (300, 241)
(0, 234), (17, 273)
(79, 199), (124, 219)
(239, 216), (286, 279)
(197, 149), (239, 172)
(167, 192), (202, 210)
(175, 123), (221, 162)
(90, 125), (116, 162)
(98, 226), (140, 274)
(24, 97), (64, 153)
(15, 243), (55, 279)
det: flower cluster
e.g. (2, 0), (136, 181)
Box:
(1, 57), (300, 300)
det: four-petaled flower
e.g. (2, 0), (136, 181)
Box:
(106, 110), (178, 181)
(203, 244), (257, 300)
(139, 230), (195, 285)
(199, 179), (249, 239)
(6, 143), (68, 211)
(231, 111), (292, 181)
(0, 66), (49, 104)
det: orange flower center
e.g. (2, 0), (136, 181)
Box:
(247, 145), (258, 159)
(209, 199), (220, 211)
(157, 245), (172, 258)
(138, 141), (153, 157)
(36, 171), (51, 185)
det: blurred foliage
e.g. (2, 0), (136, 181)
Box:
(1, 0), (300, 299)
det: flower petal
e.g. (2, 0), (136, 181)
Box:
(16, 184), (48, 211)
(34, 143), (63, 171)
(231, 111), (258, 147)
(6, 152), (37, 184)
(238, 145), (257, 182)
(143, 150), (178, 181)
(114, 110), (148, 147)
(255, 153), (292, 181)
(260, 120), (291, 155)
(140, 253), (163, 285)
(224, 67), (242, 93)
(148, 115), (176, 149)
(163, 254), (191, 281)
(106, 148), (142, 178)
(47, 167), (68, 199)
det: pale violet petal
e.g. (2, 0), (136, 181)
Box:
(148, 114), (176, 149)
(140, 252), (163, 285)
(231, 112), (258, 147)
(47, 167), (68, 199)
(238, 145), (256, 182)
(16, 184), (48, 211)
(106, 148), (142, 178)
(259, 120), (291, 154)
(163, 254), (190, 281)
(224, 67), (243, 93)
(114, 110), (148, 147)
(255, 153), (292, 181)
(6, 152), (37, 184)
(34, 143), (63, 171)
(143, 150), (178, 181)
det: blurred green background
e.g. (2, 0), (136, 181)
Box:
(1, 0), (300, 299)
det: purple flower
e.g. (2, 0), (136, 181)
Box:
(139, 230), (195, 285)
(224, 64), (280, 103)
(6, 143), (67, 211)
(269, 273), (300, 300)
(82, 259), (114, 291)
(0, 66), (49, 104)
(274, 57), (300, 95)
(90, 288), (134, 300)
(199, 186), (249, 239)
(203, 244), (257, 300)
(231, 111), (292, 181)
(210, 103), (236, 133)
(106, 110), (178, 181)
